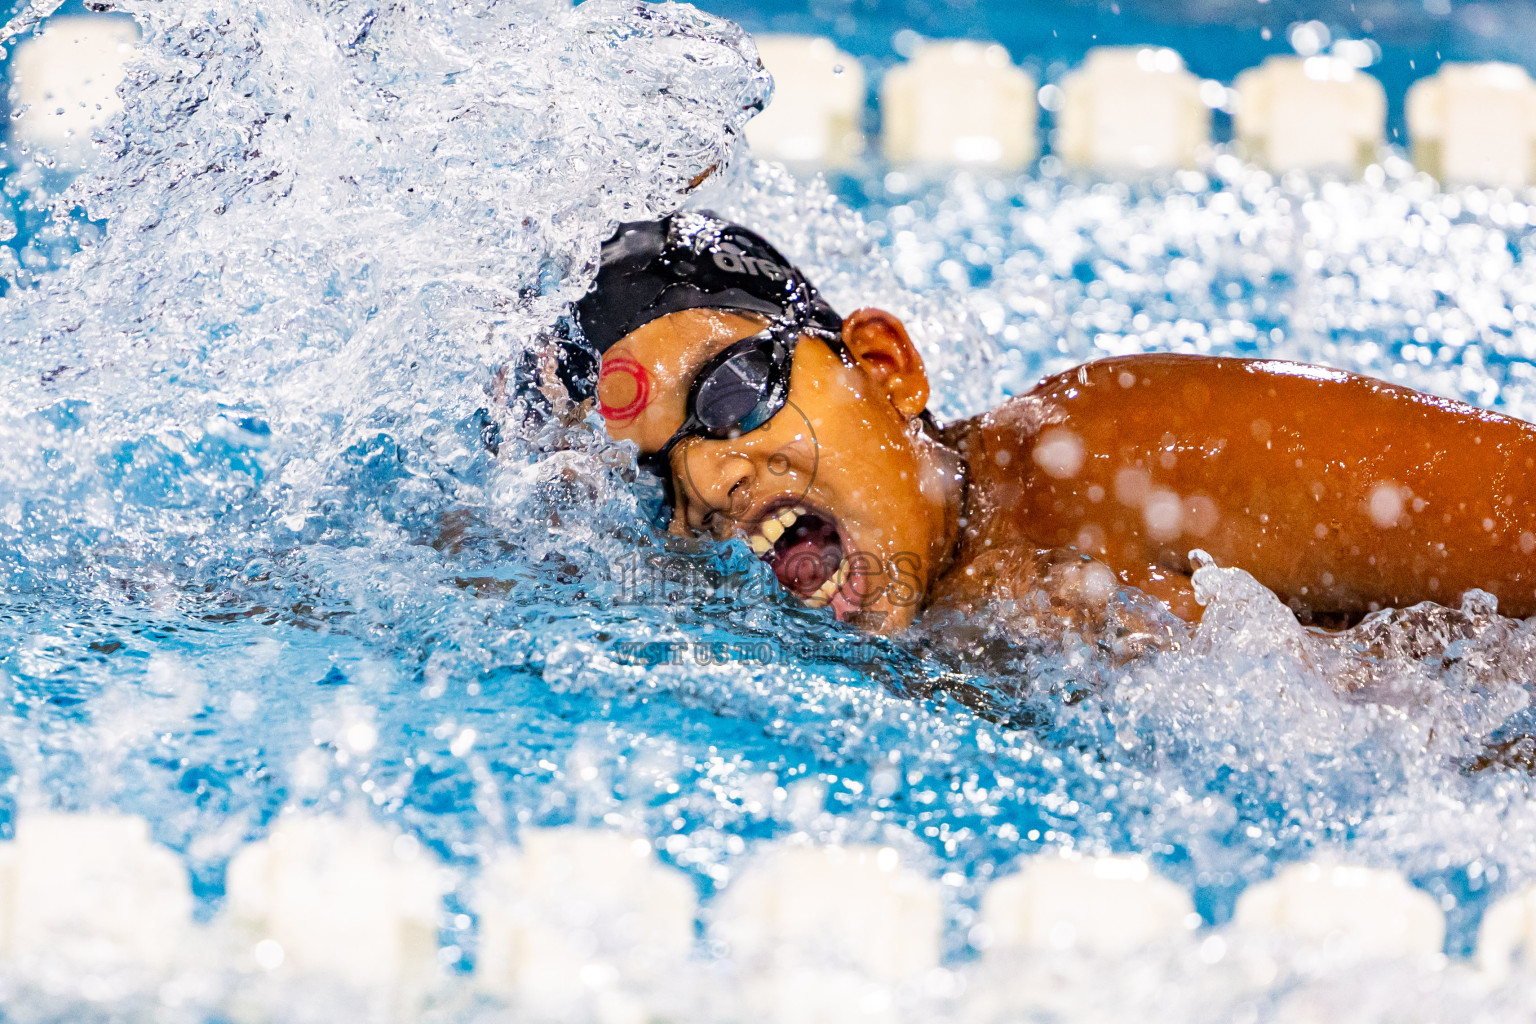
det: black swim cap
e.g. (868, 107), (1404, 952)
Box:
(574, 211), (843, 355)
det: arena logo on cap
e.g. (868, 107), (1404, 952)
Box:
(712, 242), (788, 281)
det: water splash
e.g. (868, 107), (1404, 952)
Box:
(4, 0), (1536, 1017)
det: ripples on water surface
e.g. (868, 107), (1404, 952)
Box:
(6, 0), (1536, 1018)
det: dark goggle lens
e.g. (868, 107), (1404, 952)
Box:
(694, 347), (776, 435)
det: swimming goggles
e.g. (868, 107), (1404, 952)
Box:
(639, 317), (850, 477)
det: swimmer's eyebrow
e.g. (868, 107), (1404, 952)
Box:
(670, 313), (771, 381)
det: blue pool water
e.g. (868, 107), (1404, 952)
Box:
(5, 0), (1536, 1017)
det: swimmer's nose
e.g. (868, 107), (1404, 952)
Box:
(671, 442), (755, 534)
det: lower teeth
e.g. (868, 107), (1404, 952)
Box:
(802, 558), (850, 609)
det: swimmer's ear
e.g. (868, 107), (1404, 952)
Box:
(841, 308), (929, 418)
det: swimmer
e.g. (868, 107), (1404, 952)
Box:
(573, 211), (1536, 640)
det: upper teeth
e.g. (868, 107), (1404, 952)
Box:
(750, 506), (804, 553)
(745, 506), (852, 611)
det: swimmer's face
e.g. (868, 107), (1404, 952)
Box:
(599, 307), (951, 632)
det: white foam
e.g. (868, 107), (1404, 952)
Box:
(224, 814), (445, 990)
(8, 0), (1536, 1017)
(0, 812), (192, 973)
(1477, 882), (1536, 980)
(707, 844), (944, 1024)
(474, 828), (696, 1013)
(1234, 56), (1386, 175)
(1233, 862), (1445, 958)
(1057, 47), (1209, 172)
(1408, 62), (1536, 188)
(712, 842), (941, 986)
(880, 41), (1036, 169)
(8, 15), (139, 165)
(981, 853), (1196, 953)
(0, 0), (769, 523)
(746, 35), (865, 167)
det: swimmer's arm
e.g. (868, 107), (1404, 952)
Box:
(931, 546), (1191, 659)
(1033, 549), (1194, 659)
(1113, 564), (1202, 623)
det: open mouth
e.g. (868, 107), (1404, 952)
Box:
(746, 503), (849, 609)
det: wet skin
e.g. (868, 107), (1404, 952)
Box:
(600, 308), (1536, 633)
(944, 354), (1536, 626)
(600, 307), (963, 631)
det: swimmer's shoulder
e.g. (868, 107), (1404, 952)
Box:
(961, 352), (1526, 429)
(1048, 352), (1536, 437)
(936, 353), (1235, 452)
(935, 351), (1431, 472)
